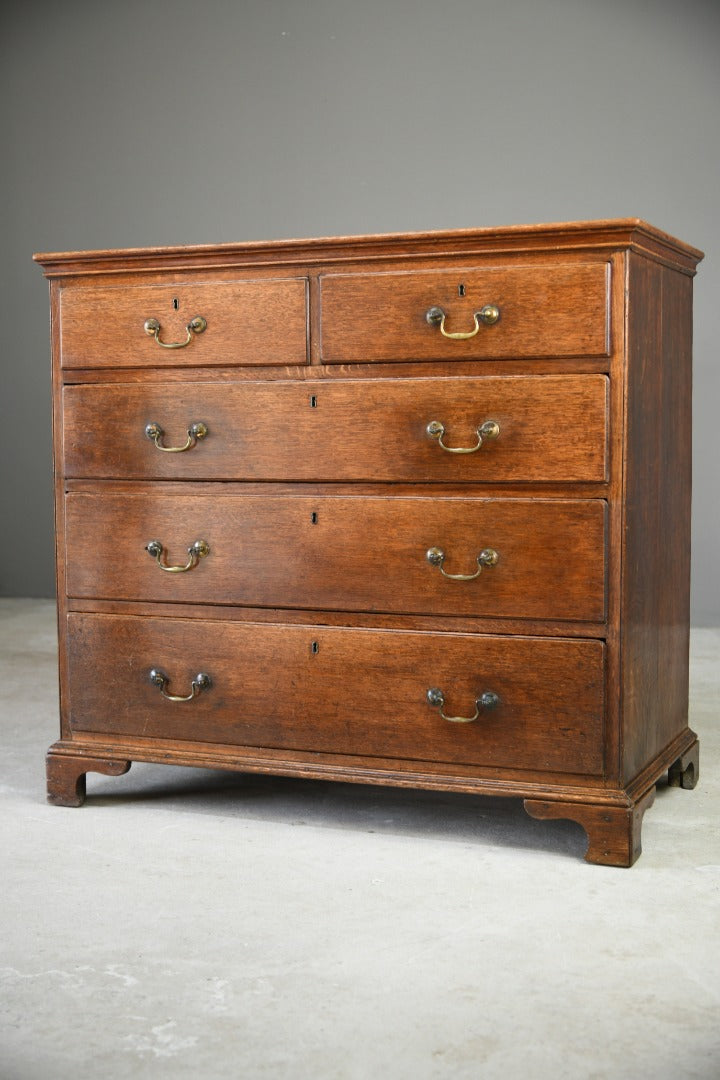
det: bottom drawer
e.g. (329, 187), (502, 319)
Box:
(66, 614), (605, 776)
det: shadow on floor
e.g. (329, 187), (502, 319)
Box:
(83, 762), (592, 861)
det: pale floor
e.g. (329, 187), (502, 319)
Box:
(1, 598), (718, 1080)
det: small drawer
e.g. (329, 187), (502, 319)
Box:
(319, 262), (610, 362)
(62, 374), (608, 483)
(66, 614), (605, 776)
(59, 278), (308, 368)
(66, 492), (607, 623)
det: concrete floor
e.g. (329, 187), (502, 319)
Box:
(1, 598), (718, 1080)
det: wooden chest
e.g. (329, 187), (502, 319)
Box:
(35, 219), (703, 865)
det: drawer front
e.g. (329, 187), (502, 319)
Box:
(59, 279), (308, 368)
(67, 614), (605, 775)
(66, 493), (606, 622)
(62, 374), (608, 483)
(320, 263), (610, 362)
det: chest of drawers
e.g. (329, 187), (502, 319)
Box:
(36, 219), (703, 866)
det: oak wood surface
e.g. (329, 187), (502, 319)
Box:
(65, 596), (608, 640)
(33, 218), (704, 277)
(47, 727), (698, 805)
(38, 221), (703, 865)
(320, 262), (610, 361)
(65, 491), (606, 621)
(668, 741), (699, 789)
(59, 278), (308, 368)
(620, 255), (695, 784)
(46, 752), (131, 807)
(524, 785), (656, 867)
(60, 357), (612, 383)
(62, 374), (609, 483)
(66, 613), (606, 775)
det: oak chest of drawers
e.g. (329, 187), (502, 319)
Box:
(35, 219), (703, 866)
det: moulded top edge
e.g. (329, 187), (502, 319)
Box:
(33, 218), (704, 276)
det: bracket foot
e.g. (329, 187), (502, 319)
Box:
(46, 748), (131, 807)
(668, 740), (699, 790)
(524, 787), (657, 867)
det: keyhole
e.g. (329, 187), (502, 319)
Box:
(458, 284), (466, 297)
(172, 297), (179, 310)
(310, 512), (318, 524)
(311, 641), (319, 654)
(310, 395), (317, 408)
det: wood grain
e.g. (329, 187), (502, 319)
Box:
(320, 262), (610, 361)
(46, 750), (131, 807)
(37, 222), (703, 865)
(65, 491), (607, 621)
(524, 786), (656, 867)
(62, 373), (609, 483)
(33, 218), (704, 277)
(59, 278), (308, 368)
(66, 613), (606, 775)
(619, 254), (696, 784)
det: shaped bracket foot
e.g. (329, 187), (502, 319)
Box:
(46, 748), (131, 806)
(524, 787), (657, 867)
(668, 740), (699, 790)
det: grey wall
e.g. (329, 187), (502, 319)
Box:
(3, 0), (719, 622)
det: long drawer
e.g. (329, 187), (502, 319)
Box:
(65, 491), (606, 622)
(62, 374), (608, 482)
(320, 262), (610, 362)
(59, 278), (308, 368)
(66, 613), (605, 775)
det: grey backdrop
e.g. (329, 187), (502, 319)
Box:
(3, 0), (719, 622)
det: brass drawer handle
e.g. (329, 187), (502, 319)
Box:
(144, 315), (207, 348)
(426, 546), (498, 581)
(149, 669), (211, 702)
(426, 304), (500, 339)
(145, 421), (208, 453)
(426, 419), (500, 454)
(426, 687), (500, 723)
(146, 539), (210, 573)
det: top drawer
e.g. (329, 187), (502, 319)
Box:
(58, 278), (308, 368)
(319, 262), (610, 363)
